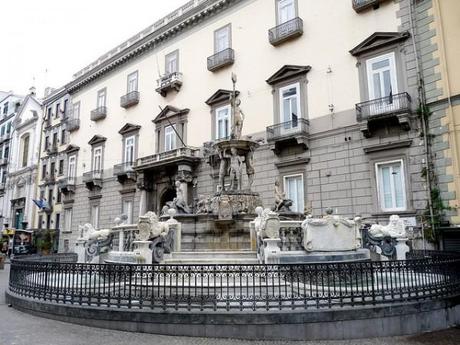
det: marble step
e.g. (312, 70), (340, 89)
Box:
(164, 251), (259, 265)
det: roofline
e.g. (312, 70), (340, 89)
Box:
(66, 0), (243, 94)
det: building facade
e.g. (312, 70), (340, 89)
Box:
(34, 88), (71, 252)
(0, 92), (24, 229)
(57, 0), (455, 251)
(1, 89), (42, 232)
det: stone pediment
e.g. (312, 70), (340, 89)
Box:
(118, 123), (141, 135)
(88, 135), (107, 146)
(266, 65), (311, 85)
(205, 89), (239, 106)
(349, 31), (410, 56)
(152, 106), (190, 123)
(64, 144), (80, 154)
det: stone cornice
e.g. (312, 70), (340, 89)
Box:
(66, 0), (242, 94)
(363, 139), (413, 154)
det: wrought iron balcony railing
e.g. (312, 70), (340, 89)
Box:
(58, 177), (76, 194)
(90, 106), (108, 121)
(266, 118), (310, 142)
(156, 72), (183, 97)
(356, 92), (411, 122)
(120, 91), (140, 108)
(352, 0), (387, 13)
(269, 17), (303, 46)
(207, 48), (235, 72)
(65, 118), (80, 132)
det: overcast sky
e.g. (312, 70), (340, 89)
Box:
(0, 0), (185, 97)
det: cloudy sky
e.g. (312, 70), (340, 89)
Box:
(0, 0), (185, 97)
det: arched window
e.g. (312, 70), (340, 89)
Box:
(21, 134), (30, 167)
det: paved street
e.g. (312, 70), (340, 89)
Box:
(0, 262), (459, 345)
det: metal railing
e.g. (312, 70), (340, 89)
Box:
(113, 162), (134, 176)
(269, 17), (303, 46)
(82, 170), (103, 183)
(352, 0), (386, 12)
(13, 253), (78, 263)
(90, 107), (108, 121)
(65, 118), (80, 131)
(207, 48), (235, 72)
(266, 118), (310, 142)
(356, 92), (411, 122)
(136, 147), (201, 168)
(120, 91), (140, 108)
(8, 251), (460, 312)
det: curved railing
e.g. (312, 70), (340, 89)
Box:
(8, 251), (460, 312)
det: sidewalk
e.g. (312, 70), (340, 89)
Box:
(0, 262), (459, 345)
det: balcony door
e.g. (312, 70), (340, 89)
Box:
(124, 136), (135, 165)
(283, 174), (304, 213)
(67, 155), (76, 184)
(215, 25), (230, 53)
(277, 0), (296, 24)
(279, 83), (300, 134)
(216, 105), (230, 140)
(366, 52), (398, 114)
(93, 147), (102, 178)
(164, 125), (177, 152)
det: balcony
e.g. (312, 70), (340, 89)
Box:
(156, 72), (183, 97)
(269, 17), (303, 46)
(82, 170), (103, 190)
(356, 92), (412, 138)
(352, 0), (388, 13)
(207, 48), (235, 72)
(58, 177), (76, 194)
(120, 91), (140, 109)
(113, 162), (136, 183)
(0, 158), (7, 166)
(43, 175), (56, 186)
(46, 143), (58, 155)
(266, 118), (310, 154)
(90, 106), (107, 121)
(136, 147), (201, 171)
(65, 118), (80, 132)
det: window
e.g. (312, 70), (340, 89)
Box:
(47, 107), (52, 120)
(38, 215), (43, 230)
(55, 213), (60, 229)
(277, 0), (296, 24)
(63, 99), (68, 116)
(3, 146), (8, 159)
(57, 190), (62, 203)
(42, 164), (47, 179)
(214, 25), (231, 53)
(48, 189), (53, 207)
(44, 136), (49, 150)
(64, 209), (72, 232)
(164, 125), (177, 151)
(283, 174), (304, 213)
(3, 102), (8, 115)
(165, 51), (178, 74)
(122, 200), (133, 224)
(6, 122), (11, 134)
(124, 136), (135, 163)
(55, 103), (60, 118)
(215, 105), (230, 140)
(21, 135), (29, 167)
(72, 102), (80, 119)
(127, 71), (138, 93)
(58, 159), (64, 175)
(279, 83), (301, 128)
(97, 89), (106, 108)
(61, 129), (66, 145)
(52, 132), (58, 147)
(376, 160), (406, 212)
(68, 155), (76, 183)
(93, 147), (102, 172)
(91, 204), (100, 229)
(0, 126), (4, 136)
(366, 53), (398, 100)
(50, 162), (55, 178)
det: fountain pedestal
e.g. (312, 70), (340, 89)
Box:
(133, 241), (153, 264)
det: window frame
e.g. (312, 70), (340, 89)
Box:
(90, 204), (100, 229)
(122, 199), (134, 225)
(92, 146), (103, 172)
(127, 71), (138, 93)
(21, 134), (30, 168)
(279, 82), (301, 125)
(124, 135), (135, 163)
(283, 173), (304, 213)
(67, 155), (76, 182)
(365, 52), (398, 100)
(165, 50), (179, 75)
(97, 88), (107, 108)
(64, 208), (72, 233)
(214, 24), (232, 53)
(215, 104), (231, 140)
(375, 159), (407, 212)
(164, 125), (177, 152)
(276, 0), (298, 25)
(72, 102), (80, 119)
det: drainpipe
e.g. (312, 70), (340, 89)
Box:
(409, 0), (435, 234)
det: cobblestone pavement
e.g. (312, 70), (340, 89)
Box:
(1, 262), (459, 345)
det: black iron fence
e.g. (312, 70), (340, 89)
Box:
(355, 92), (411, 122)
(9, 251), (460, 312)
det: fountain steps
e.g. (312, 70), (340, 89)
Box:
(164, 251), (259, 265)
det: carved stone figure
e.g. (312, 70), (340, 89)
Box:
(218, 150), (228, 192)
(227, 147), (243, 191)
(232, 99), (245, 140)
(77, 223), (113, 263)
(274, 179), (292, 212)
(245, 148), (255, 190)
(369, 215), (407, 239)
(169, 181), (191, 214)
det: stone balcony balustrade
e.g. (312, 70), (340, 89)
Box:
(58, 177), (76, 194)
(266, 118), (310, 153)
(82, 170), (103, 190)
(155, 72), (183, 97)
(113, 162), (136, 183)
